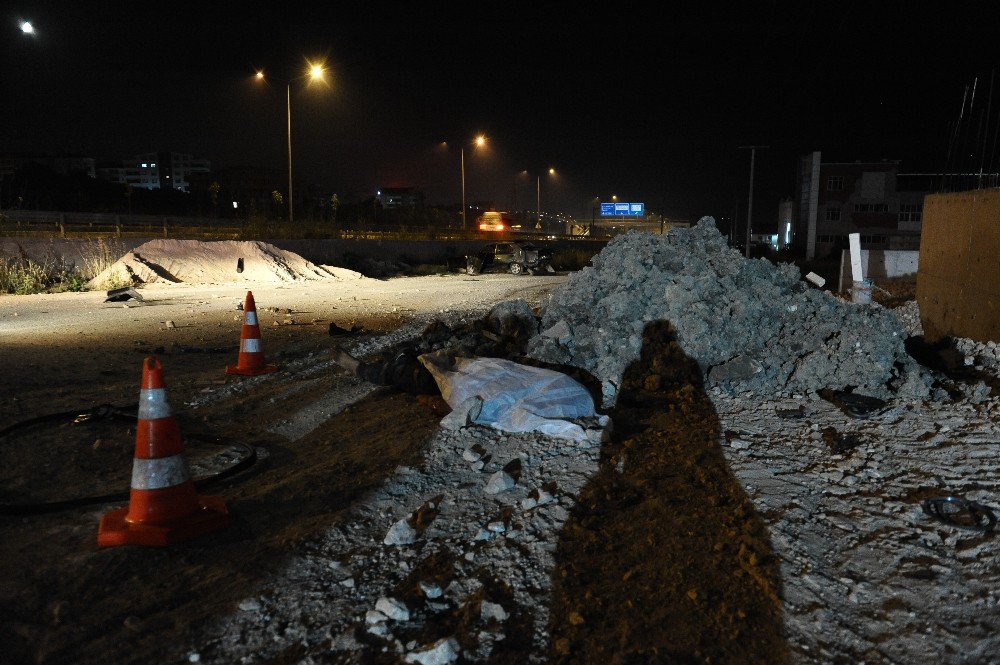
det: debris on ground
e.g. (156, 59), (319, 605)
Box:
(527, 217), (931, 406)
(104, 286), (144, 303)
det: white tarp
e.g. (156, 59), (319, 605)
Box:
(419, 354), (597, 442)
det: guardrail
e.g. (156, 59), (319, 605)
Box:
(0, 209), (614, 242)
(0, 210), (243, 239)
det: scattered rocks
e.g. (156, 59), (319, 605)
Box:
(404, 637), (460, 665)
(375, 597), (409, 622)
(384, 517), (418, 546)
(440, 395), (483, 430)
(480, 601), (509, 622)
(484, 470), (516, 494)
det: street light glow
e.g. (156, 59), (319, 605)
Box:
(308, 61), (326, 81)
(548, 167), (556, 175)
(475, 135), (486, 147)
(20, 21), (34, 35)
(255, 70), (265, 80)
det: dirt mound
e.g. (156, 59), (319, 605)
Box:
(89, 239), (363, 287)
(528, 217), (931, 405)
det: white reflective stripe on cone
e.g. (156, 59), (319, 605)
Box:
(244, 311), (258, 325)
(130, 455), (190, 490)
(241, 337), (262, 353)
(137, 388), (172, 420)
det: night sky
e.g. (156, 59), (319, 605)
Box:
(3, 3), (996, 229)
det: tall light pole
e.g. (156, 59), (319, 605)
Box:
(738, 145), (769, 257)
(461, 134), (487, 232)
(536, 167), (555, 230)
(255, 61), (327, 224)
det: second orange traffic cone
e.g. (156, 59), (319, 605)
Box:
(226, 290), (278, 376)
(98, 356), (230, 547)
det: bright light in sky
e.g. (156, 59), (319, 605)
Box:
(20, 21), (34, 35)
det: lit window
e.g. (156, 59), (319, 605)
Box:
(141, 163), (148, 168)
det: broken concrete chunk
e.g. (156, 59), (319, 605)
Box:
(805, 272), (826, 287)
(419, 581), (443, 599)
(384, 518), (418, 546)
(404, 637), (460, 665)
(541, 319), (573, 345)
(375, 597), (409, 621)
(484, 470), (516, 494)
(463, 443), (487, 463)
(480, 601), (509, 622)
(365, 610), (388, 625)
(440, 395), (483, 430)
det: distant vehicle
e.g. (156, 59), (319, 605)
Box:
(466, 241), (554, 275)
(476, 211), (514, 232)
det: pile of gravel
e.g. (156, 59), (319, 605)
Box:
(528, 218), (931, 405)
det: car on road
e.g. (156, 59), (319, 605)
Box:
(465, 241), (554, 275)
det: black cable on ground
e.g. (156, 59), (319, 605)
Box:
(0, 403), (257, 516)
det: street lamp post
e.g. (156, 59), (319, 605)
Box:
(460, 135), (486, 232)
(535, 167), (555, 230)
(255, 62), (327, 225)
(738, 145), (768, 257)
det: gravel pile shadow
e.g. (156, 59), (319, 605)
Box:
(548, 321), (788, 662)
(528, 217), (931, 406)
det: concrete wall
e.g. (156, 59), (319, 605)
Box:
(916, 189), (1000, 342)
(837, 249), (919, 292)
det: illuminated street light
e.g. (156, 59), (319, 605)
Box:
(20, 20), (35, 35)
(461, 135), (487, 232)
(253, 60), (328, 224)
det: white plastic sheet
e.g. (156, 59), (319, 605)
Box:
(419, 354), (596, 442)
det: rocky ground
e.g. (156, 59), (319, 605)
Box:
(1, 237), (998, 664)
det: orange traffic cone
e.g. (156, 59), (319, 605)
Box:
(98, 356), (229, 547)
(226, 291), (278, 376)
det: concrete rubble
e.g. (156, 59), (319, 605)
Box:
(172, 232), (998, 663)
(527, 217), (931, 406)
(713, 388), (1000, 663)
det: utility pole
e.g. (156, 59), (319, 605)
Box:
(738, 145), (768, 257)
(287, 84), (293, 224)
(461, 148), (466, 232)
(536, 175), (541, 230)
